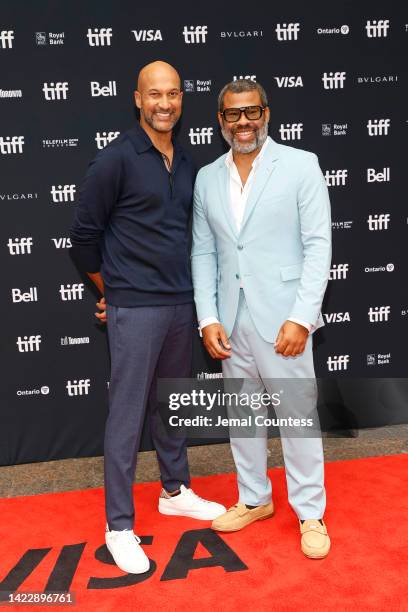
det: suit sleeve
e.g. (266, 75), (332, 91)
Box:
(289, 153), (332, 326)
(191, 171), (220, 322)
(69, 147), (122, 273)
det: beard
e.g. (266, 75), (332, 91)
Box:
(142, 108), (178, 132)
(221, 120), (269, 153)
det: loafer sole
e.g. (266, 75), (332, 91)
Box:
(212, 509), (275, 532)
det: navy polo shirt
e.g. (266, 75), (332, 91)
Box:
(70, 123), (196, 307)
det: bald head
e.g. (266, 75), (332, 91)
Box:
(137, 61), (181, 93)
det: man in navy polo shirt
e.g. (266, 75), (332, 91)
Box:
(70, 61), (225, 575)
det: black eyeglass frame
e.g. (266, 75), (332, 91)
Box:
(220, 105), (267, 123)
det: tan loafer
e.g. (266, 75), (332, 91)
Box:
(300, 519), (331, 559)
(211, 501), (274, 532)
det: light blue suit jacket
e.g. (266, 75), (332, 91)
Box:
(191, 137), (332, 343)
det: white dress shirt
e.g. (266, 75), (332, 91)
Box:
(199, 137), (312, 335)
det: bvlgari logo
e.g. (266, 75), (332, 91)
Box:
(0, 192), (38, 201)
(357, 75), (398, 84)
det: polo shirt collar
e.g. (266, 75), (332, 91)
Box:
(128, 122), (185, 159)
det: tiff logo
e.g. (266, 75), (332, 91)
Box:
(189, 127), (213, 145)
(182, 26), (208, 43)
(52, 238), (72, 249)
(233, 75), (256, 82)
(12, 287), (38, 303)
(367, 119), (390, 135)
(322, 72), (346, 89)
(367, 213), (390, 230)
(367, 167), (390, 182)
(327, 355), (350, 371)
(365, 20), (390, 38)
(279, 123), (303, 140)
(0, 136), (24, 154)
(87, 28), (112, 46)
(95, 131), (120, 149)
(42, 82), (69, 101)
(325, 169), (348, 186)
(16, 335), (41, 352)
(90, 81), (117, 97)
(66, 379), (90, 396)
(329, 263), (349, 279)
(59, 283), (84, 301)
(0, 30), (14, 48)
(7, 237), (33, 255)
(368, 305), (391, 322)
(51, 184), (76, 202)
(275, 23), (300, 41)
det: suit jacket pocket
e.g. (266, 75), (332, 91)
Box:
(280, 263), (303, 281)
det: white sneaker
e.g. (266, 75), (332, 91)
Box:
(158, 485), (226, 520)
(105, 525), (150, 574)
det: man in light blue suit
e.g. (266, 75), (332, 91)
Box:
(191, 79), (332, 558)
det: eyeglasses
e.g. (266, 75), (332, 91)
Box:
(220, 105), (266, 123)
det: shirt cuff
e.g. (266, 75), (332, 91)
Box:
(198, 317), (220, 337)
(287, 317), (313, 333)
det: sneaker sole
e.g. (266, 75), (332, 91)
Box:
(211, 510), (275, 532)
(158, 504), (225, 521)
(105, 540), (150, 574)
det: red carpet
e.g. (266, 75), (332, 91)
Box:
(1, 454), (407, 611)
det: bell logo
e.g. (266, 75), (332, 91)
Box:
(12, 287), (38, 303)
(66, 379), (91, 396)
(275, 23), (300, 41)
(51, 185), (76, 202)
(327, 355), (350, 371)
(274, 76), (303, 88)
(59, 283), (84, 301)
(90, 81), (117, 97)
(0, 30), (14, 48)
(86, 28), (113, 46)
(0, 136), (24, 154)
(42, 82), (69, 101)
(279, 123), (303, 140)
(365, 20), (390, 38)
(367, 214), (390, 230)
(16, 335), (41, 352)
(7, 237), (33, 255)
(324, 169), (348, 186)
(367, 119), (390, 136)
(182, 26), (208, 44)
(132, 30), (163, 42)
(367, 168), (390, 182)
(368, 306), (391, 322)
(189, 127), (213, 145)
(329, 263), (349, 280)
(95, 131), (120, 149)
(322, 72), (346, 89)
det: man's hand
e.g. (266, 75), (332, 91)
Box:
(95, 296), (107, 323)
(274, 320), (309, 357)
(202, 323), (231, 360)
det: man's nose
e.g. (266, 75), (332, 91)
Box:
(157, 95), (172, 109)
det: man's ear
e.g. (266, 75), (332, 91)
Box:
(134, 90), (142, 109)
(264, 106), (270, 123)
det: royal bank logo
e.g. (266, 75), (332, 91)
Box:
(332, 220), (353, 230)
(367, 119), (390, 135)
(364, 263), (394, 273)
(131, 29), (163, 42)
(357, 75), (398, 84)
(42, 82), (69, 101)
(367, 214), (390, 230)
(42, 138), (79, 148)
(220, 30), (263, 39)
(91, 81), (117, 97)
(61, 336), (90, 346)
(59, 283), (84, 301)
(0, 89), (22, 99)
(188, 127), (213, 145)
(365, 20), (390, 38)
(367, 167), (390, 182)
(52, 237), (72, 249)
(279, 123), (303, 140)
(66, 379), (90, 396)
(16, 335), (41, 352)
(322, 123), (348, 136)
(275, 23), (300, 41)
(51, 184), (76, 202)
(317, 25), (349, 35)
(183, 26), (207, 44)
(329, 263), (349, 280)
(7, 237), (33, 255)
(95, 131), (120, 149)
(323, 312), (351, 323)
(12, 287), (38, 303)
(35, 32), (65, 45)
(322, 72), (346, 89)
(368, 306), (390, 323)
(327, 355), (350, 371)
(183, 79), (212, 93)
(324, 169), (348, 187)
(274, 76), (303, 88)
(0, 136), (24, 154)
(0, 30), (14, 48)
(87, 28), (113, 46)
(367, 353), (391, 366)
